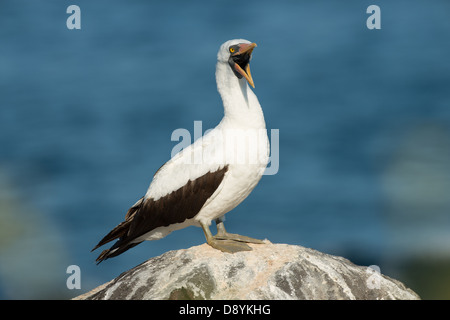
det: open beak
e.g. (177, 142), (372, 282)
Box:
(231, 42), (257, 88)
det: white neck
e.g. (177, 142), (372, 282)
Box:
(215, 61), (266, 129)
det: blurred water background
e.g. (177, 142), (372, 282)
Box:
(1, 0), (450, 299)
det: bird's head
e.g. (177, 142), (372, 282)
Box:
(218, 39), (257, 88)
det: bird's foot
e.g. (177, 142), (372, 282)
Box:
(207, 237), (252, 253)
(214, 232), (265, 244)
(201, 221), (263, 253)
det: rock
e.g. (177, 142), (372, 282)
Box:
(75, 242), (420, 300)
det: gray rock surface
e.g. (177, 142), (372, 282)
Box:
(75, 242), (420, 300)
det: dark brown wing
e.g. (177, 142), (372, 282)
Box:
(93, 166), (228, 263)
(91, 198), (143, 252)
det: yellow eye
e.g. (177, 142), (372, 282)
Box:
(229, 47), (235, 53)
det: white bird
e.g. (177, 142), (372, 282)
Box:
(92, 39), (270, 263)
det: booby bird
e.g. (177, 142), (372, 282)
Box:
(92, 39), (270, 263)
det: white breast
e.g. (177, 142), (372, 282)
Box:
(145, 40), (270, 231)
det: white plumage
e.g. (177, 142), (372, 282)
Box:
(93, 39), (269, 263)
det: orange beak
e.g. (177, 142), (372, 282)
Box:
(231, 42), (257, 88)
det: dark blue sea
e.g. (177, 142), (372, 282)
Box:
(1, 0), (450, 299)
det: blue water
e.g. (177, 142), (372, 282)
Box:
(1, 0), (450, 299)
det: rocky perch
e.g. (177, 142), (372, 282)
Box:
(75, 242), (419, 300)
